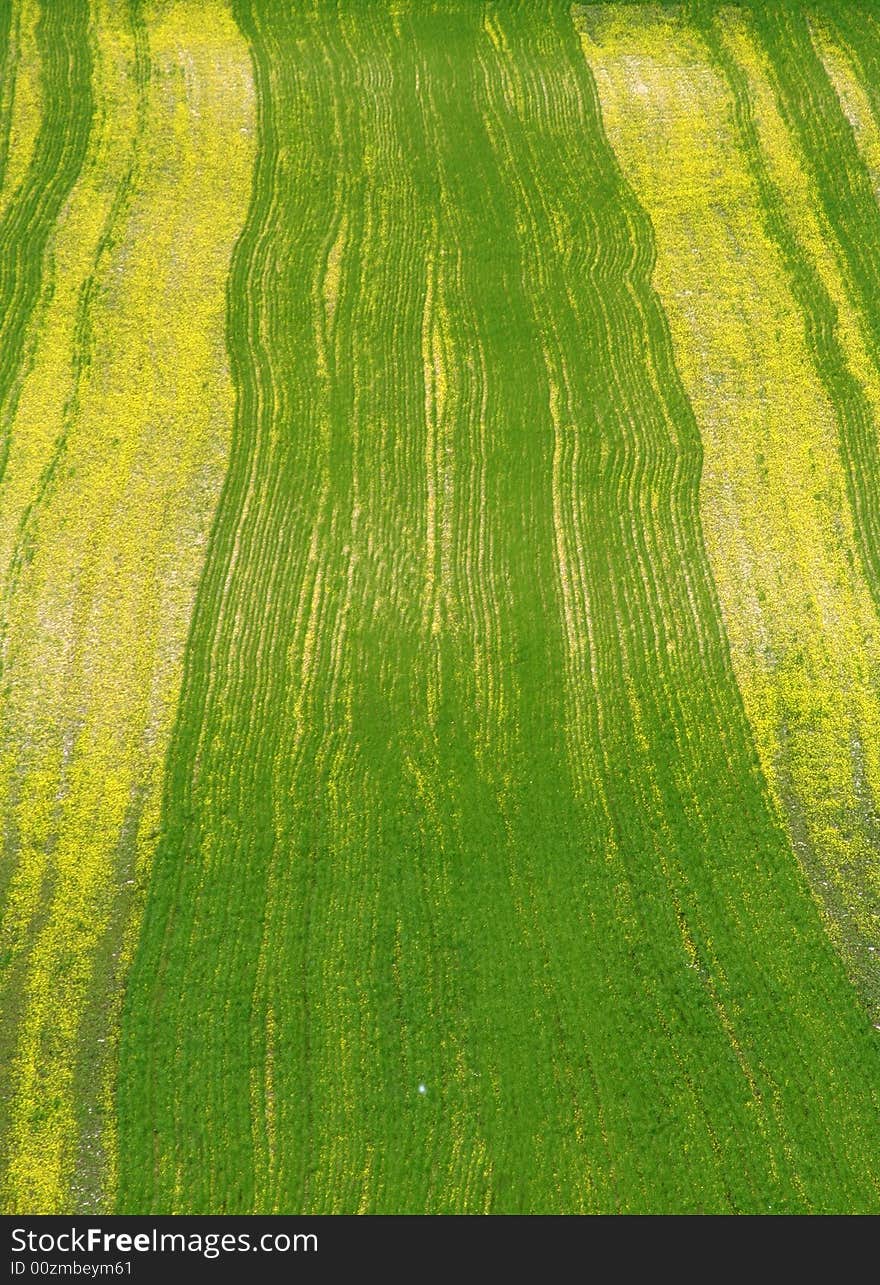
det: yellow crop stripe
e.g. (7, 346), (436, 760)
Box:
(577, 4), (880, 1011)
(0, 0), (255, 1213)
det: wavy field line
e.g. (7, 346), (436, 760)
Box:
(810, 15), (880, 201)
(577, 3), (880, 1013)
(0, 2), (150, 1204)
(0, 0), (254, 1213)
(814, 4), (880, 164)
(708, 10), (880, 602)
(0, 0), (93, 483)
(709, 7), (880, 1002)
(0, 2), (43, 225)
(118, 0), (880, 1213)
(0, 2), (147, 670)
(746, 7), (880, 596)
(491, 1), (874, 1207)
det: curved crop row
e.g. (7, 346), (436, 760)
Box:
(638, 2), (880, 1013)
(577, 1), (880, 1012)
(0, 0), (254, 1213)
(0, 1), (44, 228)
(748, 4), (880, 603)
(0, 0), (93, 481)
(810, 12), (880, 199)
(117, 0), (880, 1213)
(814, 2), (880, 134)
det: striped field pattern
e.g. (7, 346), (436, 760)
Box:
(1, 0), (880, 1214)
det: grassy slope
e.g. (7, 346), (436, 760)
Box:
(0, 0), (254, 1213)
(117, 0), (880, 1214)
(578, 5), (880, 1013)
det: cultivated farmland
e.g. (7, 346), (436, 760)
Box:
(1, 0), (880, 1215)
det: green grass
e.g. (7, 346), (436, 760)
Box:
(113, 0), (880, 1213)
(0, 0), (878, 1215)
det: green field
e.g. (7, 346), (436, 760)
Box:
(2, 0), (880, 1214)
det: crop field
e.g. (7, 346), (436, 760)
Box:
(1, 0), (880, 1216)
